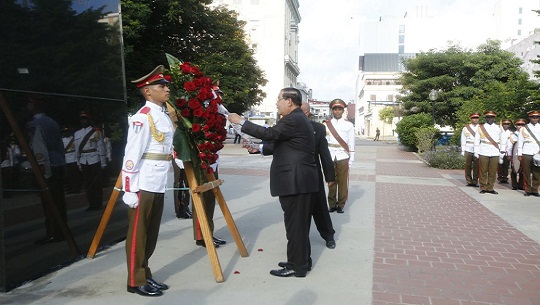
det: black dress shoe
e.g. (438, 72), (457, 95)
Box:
(278, 262), (312, 271)
(479, 190), (488, 194)
(147, 278), (169, 290)
(328, 207), (337, 212)
(326, 240), (336, 249)
(525, 192), (531, 197)
(270, 267), (306, 278)
(127, 284), (163, 296)
(487, 190), (498, 194)
(213, 236), (227, 245)
(177, 211), (192, 219)
(35, 236), (64, 244)
(532, 193), (540, 197)
(195, 239), (219, 248)
(512, 186), (518, 190)
(336, 207), (344, 213)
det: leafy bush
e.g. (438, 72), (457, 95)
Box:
(415, 127), (438, 153)
(422, 145), (464, 169)
(395, 113), (433, 149)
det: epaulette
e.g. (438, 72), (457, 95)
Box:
(140, 106), (151, 114)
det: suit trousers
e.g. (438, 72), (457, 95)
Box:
(478, 155), (499, 191)
(280, 192), (314, 272)
(328, 158), (349, 208)
(521, 154), (540, 194)
(81, 162), (103, 209)
(125, 191), (164, 287)
(464, 151), (478, 185)
(312, 172), (335, 242)
(42, 166), (67, 239)
(193, 170), (218, 240)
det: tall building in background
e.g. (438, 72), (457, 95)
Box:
(209, 0), (301, 120)
(495, 0), (540, 48)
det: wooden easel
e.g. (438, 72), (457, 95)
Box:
(87, 162), (248, 282)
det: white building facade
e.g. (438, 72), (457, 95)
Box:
(209, 0), (301, 119)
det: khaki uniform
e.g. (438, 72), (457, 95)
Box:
(517, 123), (540, 194)
(460, 124), (479, 185)
(474, 123), (502, 192)
(325, 118), (355, 209)
(122, 101), (173, 287)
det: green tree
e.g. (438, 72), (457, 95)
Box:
(395, 113), (432, 150)
(121, 0), (266, 113)
(400, 40), (540, 129)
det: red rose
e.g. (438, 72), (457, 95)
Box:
(180, 62), (193, 74)
(201, 162), (208, 169)
(176, 98), (187, 107)
(188, 98), (201, 110)
(181, 108), (191, 117)
(184, 81), (198, 92)
(199, 152), (207, 160)
(193, 108), (204, 117)
(192, 123), (201, 132)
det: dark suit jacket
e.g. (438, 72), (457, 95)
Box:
(262, 121), (335, 185)
(242, 108), (319, 197)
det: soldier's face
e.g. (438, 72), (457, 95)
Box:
(332, 107), (344, 119)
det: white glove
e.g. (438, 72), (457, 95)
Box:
(123, 192), (139, 209)
(461, 151), (465, 156)
(348, 159), (353, 167)
(174, 158), (184, 169)
(474, 153), (479, 159)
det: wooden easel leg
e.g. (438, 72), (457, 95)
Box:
(184, 162), (224, 282)
(206, 172), (248, 257)
(87, 173), (122, 259)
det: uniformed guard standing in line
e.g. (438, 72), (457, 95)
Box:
(506, 119), (526, 190)
(474, 111), (503, 194)
(121, 65), (173, 297)
(62, 127), (82, 194)
(325, 99), (355, 214)
(74, 112), (107, 211)
(497, 119), (512, 184)
(517, 110), (540, 197)
(460, 112), (480, 187)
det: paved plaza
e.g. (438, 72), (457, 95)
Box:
(1, 137), (540, 305)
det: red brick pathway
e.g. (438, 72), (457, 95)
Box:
(373, 147), (540, 305)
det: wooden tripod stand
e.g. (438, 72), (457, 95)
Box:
(87, 161), (248, 282)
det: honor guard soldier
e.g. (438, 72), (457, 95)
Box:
(507, 119), (526, 190)
(325, 98), (355, 214)
(517, 110), (540, 196)
(474, 111), (502, 194)
(498, 119), (512, 184)
(461, 112), (480, 186)
(74, 111), (107, 211)
(121, 65), (173, 296)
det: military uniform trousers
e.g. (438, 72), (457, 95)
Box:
(464, 151), (479, 185)
(193, 170), (218, 240)
(126, 190), (164, 287)
(280, 192), (315, 273)
(498, 157), (510, 182)
(65, 162), (82, 193)
(172, 160), (191, 217)
(328, 158), (349, 209)
(521, 154), (540, 194)
(81, 162), (103, 209)
(478, 155), (499, 191)
(312, 169), (335, 242)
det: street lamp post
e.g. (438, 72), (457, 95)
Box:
(429, 89), (438, 126)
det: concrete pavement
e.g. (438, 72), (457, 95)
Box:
(1, 138), (539, 305)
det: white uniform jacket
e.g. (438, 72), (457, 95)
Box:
(74, 126), (107, 166)
(122, 101), (174, 193)
(474, 123), (502, 157)
(506, 132), (518, 156)
(325, 118), (355, 162)
(517, 123), (540, 156)
(460, 124), (478, 154)
(498, 129), (512, 155)
(63, 135), (77, 164)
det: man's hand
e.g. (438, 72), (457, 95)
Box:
(327, 181), (335, 187)
(228, 113), (242, 124)
(518, 156), (523, 161)
(123, 192), (139, 209)
(174, 158), (184, 169)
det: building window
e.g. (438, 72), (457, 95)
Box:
(387, 94), (394, 101)
(518, 29), (522, 36)
(399, 25), (405, 33)
(370, 94), (376, 101)
(399, 45), (405, 54)
(518, 18), (522, 25)
(519, 7), (523, 14)
(399, 35), (405, 43)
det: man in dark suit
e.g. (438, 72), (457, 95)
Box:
(229, 87), (319, 277)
